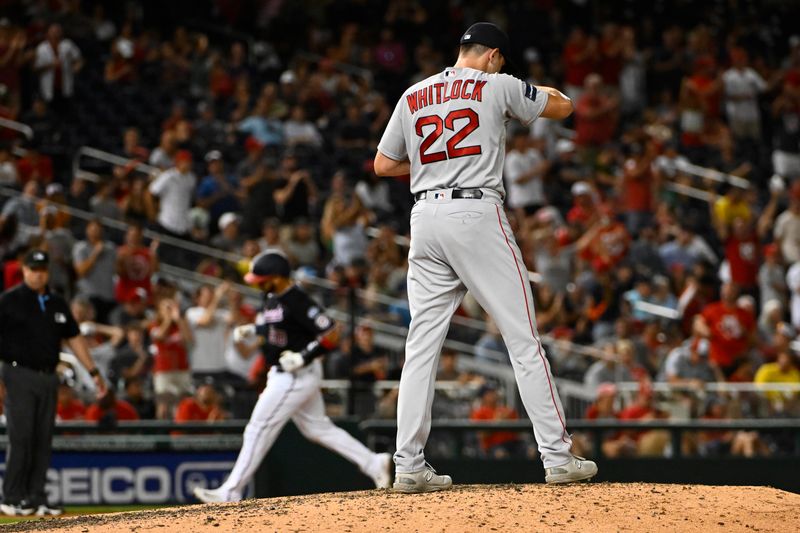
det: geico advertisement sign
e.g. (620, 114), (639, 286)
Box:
(0, 459), (252, 504)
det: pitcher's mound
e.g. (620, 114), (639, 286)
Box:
(7, 483), (800, 532)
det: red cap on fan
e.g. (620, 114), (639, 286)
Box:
(764, 243), (779, 258)
(791, 180), (800, 201)
(555, 227), (571, 246)
(786, 70), (800, 87)
(244, 136), (264, 152)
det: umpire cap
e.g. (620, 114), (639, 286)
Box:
(23, 249), (49, 268)
(244, 250), (291, 284)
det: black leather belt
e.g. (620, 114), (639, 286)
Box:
(8, 361), (55, 374)
(414, 188), (484, 201)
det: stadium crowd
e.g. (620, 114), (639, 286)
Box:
(0, 0), (799, 459)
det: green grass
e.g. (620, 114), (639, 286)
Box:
(0, 505), (169, 525)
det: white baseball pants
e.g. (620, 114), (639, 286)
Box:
(221, 360), (382, 498)
(395, 188), (573, 472)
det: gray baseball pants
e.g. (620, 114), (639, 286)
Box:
(394, 188), (573, 472)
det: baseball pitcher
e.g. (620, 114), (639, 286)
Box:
(375, 22), (598, 492)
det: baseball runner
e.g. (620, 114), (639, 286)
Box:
(193, 251), (391, 503)
(374, 22), (598, 492)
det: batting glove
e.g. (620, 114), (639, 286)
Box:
(233, 324), (256, 343)
(279, 350), (305, 373)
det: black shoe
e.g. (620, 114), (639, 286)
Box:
(35, 503), (64, 516)
(0, 500), (35, 516)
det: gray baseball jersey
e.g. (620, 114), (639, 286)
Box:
(377, 67), (549, 194)
(379, 67), (575, 475)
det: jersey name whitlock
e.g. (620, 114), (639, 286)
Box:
(406, 79), (487, 114)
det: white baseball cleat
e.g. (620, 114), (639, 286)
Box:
(545, 455), (598, 484)
(193, 486), (240, 503)
(392, 463), (452, 493)
(0, 502), (34, 516)
(371, 453), (393, 489)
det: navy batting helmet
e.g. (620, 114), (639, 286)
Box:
(244, 250), (291, 284)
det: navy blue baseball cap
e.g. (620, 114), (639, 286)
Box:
(461, 23), (510, 55)
(460, 22), (515, 71)
(245, 250), (291, 284)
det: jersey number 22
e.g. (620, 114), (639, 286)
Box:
(415, 108), (482, 164)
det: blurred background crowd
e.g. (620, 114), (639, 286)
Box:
(0, 0), (799, 460)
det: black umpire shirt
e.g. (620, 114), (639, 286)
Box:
(0, 283), (80, 372)
(255, 286), (335, 368)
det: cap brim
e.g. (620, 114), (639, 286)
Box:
(244, 272), (273, 284)
(501, 54), (518, 76)
(25, 262), (48, 269)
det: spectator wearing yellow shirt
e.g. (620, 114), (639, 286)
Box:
(754, 351), (800, 412)
(713, 182), (751, 238)
(236, 239), (261, 281)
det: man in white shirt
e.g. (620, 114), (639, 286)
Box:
(503, 128), (547, 215)
(148, 150), (196, 236)
(774, 181), (800, 264)
(787, 261), (800, 330)
(185, 282), (232, 380)
(33, 24), (83, 109)
(722, 48), (767, 141)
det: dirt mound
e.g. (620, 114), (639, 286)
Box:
(5, 483), (799, 532)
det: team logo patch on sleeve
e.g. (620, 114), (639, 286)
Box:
(314, 315), (332, 330)
(523, 82), (537, 101)
(307, 306), (320, 319)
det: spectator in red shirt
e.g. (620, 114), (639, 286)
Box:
(562, 27), (598, 101)
(576, 205), (631, 274)
(618, 382), (670, 456)
(679, 55), (722, 152)
(584, 382), (619, 420)
(694, 282), (756, 377)
(566, 180), (599, 230)
(724, 217), (761, 294)
(115, 223), (158, 303)
(686, 55), (722, 120)
(55, 372), (86, 422)
(174, 382), (227, 423)
(619, 141), (657, 236)
(121, 127), (150, 162)
(85, 387), (140, 426)
(16, 144), (53, 185)
(470, 385), (522, 458)
(104, 39), (136, 84)
(2, 245), (23, 290)
(0, 25), (27, 115)
(574, 74), (619, 148)
(149, 297), (193, 419)
(598, 23), (624, 86)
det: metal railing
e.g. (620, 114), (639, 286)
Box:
(663, 181), (715, 202)
(6, 138), (781, 417)
(3, 417), (791, 460)
(295, 50), (373, 82)
(72, 145), (159, 179)
(0, 116), (33, 140)
(673, 159), (751, 189)
(359, 418), (800, 459)
(0, 185), (242, 265)
(3, 180), (762, 419)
